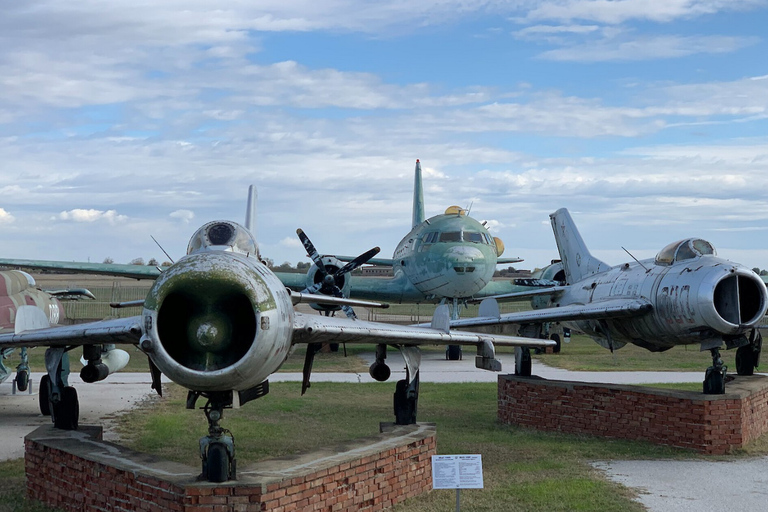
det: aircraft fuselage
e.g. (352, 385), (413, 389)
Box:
(558, 257), (766, 351)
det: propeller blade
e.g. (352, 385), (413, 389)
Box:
(297, 228), (327, 274)
(335, 246), (381, 277)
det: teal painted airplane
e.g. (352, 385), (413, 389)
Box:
(280, 160), (542, 303)
(277, 160), (556, 358)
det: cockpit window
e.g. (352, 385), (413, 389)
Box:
(439, 232), (462, 242)
(464, 232), (484, 243)
(655, 238), (716, 265)
(187, 221), (259, 256)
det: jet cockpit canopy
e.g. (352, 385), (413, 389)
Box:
(655, 238), (716, 266)
(187, 221), (258, 256)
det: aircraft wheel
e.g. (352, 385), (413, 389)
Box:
(205, 442), (231, 483)
(52, 386), (79, 430)
(393, 379), (417, 425)
(550, 333), (562, 354)
(703, 367), (726, 395)
(446, 345), (462, 361)
(736, 345), (757, 376)
(515, 347), (532, 376)
(39, 375), (51, 416)
(15, 370), (29, 392)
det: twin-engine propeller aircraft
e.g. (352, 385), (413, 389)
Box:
(279, 160), (549, 359)
(0, 193), (554, 482)
(0, 269), (124, 399)
(450, 208), (768, 394)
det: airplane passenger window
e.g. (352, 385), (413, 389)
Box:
(439, 232), (462, 242)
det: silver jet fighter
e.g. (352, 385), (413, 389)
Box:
(0, 207), (553, 482)
(451, 208), (768, 394)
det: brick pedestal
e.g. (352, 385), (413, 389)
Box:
(498, 375), (768, 454)
(25, 422), (435, 511)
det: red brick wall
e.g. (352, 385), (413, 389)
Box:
(25, 424), (435, 512)
(498, 375), (768, 454)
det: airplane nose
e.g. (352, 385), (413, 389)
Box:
(712, 268), (767, 327)
(445, 246), (485, 274)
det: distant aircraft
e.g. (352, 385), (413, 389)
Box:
(279, 160), (551, 359)
(0, 269), (121, 399)
(450, 208), (768, 394)
(0, 190), (554, 482)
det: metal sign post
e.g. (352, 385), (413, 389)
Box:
(431, 454), (484, 512)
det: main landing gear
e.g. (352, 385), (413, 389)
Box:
(42, 347), (79, 430)
(188, 382), (269, 483)
(735, 329), (762, 376)
(368, 344), (422, 425)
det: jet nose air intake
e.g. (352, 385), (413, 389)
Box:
(713, 270), (767, 327)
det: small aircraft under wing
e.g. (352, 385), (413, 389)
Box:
(451, 208), (768, 394)
(0, 212), (553, 483)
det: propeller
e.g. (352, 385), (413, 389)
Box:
(296, 228), (380, 319)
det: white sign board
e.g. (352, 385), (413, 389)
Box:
(431, 454), (484, 489)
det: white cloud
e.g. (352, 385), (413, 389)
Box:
(279, 237), (303, 249)
(0, 208), (15, 224)
(538, 34), (758, 62)
(170, 209), (195, 223)
(54, 209), (128, 224)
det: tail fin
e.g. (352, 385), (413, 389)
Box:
(549, 208), (609, 284)
(412, 159), (425, 228)
(245, 185), (257, 236)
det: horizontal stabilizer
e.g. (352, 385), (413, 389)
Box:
(478, 298), (500, 319)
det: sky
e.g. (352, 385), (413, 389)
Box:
(1, 0), (768, 272)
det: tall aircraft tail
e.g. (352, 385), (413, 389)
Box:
(245, 185), (257, 237)
(412, 159), (425, 228)
(549, 208), (610, 284)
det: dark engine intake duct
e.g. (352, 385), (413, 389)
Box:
(157, 284), (257, 372)
(714, 274), (765, 326)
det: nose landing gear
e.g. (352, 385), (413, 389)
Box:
(189, 391), (236, 483)
(703, 347), (727, 394)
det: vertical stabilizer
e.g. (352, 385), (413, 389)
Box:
(245, 185), (257, 237)
(412, 159), (425, 228)
(549, 208), (610, 284)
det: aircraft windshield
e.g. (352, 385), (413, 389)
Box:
(655, 238), (716, 265)
(429, 231), (492, 244)
(187, 221), (258, 256)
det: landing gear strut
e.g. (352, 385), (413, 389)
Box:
(703, 347), (727, 394)
(736, 329), (762, 376)
(393, 346), (421, 425)
(514, 347), (532, 376)
(190, 391), (236, 483)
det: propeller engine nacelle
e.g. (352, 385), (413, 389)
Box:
(139, 250), (293, 392)
(305, 256), (353, 312)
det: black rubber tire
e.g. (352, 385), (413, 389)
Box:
(551, 333), (562, 354)
(16, 370), (29, 392)
(446, 345), (462, 361)
(703, 368), (726, 394)
(206, 442), (230, 483)
(53, 386), (79, 430)
(515, 347), (532, 376)
(736, 345), (756, 376)
(39, 375), (51, 416)
(394, 379), (417, 425)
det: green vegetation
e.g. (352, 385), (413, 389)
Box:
(115, 382), (691, 512)
(0, 459), (61, 512)
(533, 333), (723, 372)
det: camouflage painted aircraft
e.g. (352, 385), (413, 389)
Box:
(450, 208), (768, 394)
(0, 270), (125, 400)
(0, 208), (554, 482)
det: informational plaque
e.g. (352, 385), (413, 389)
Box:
(431, 454), (484, 489)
